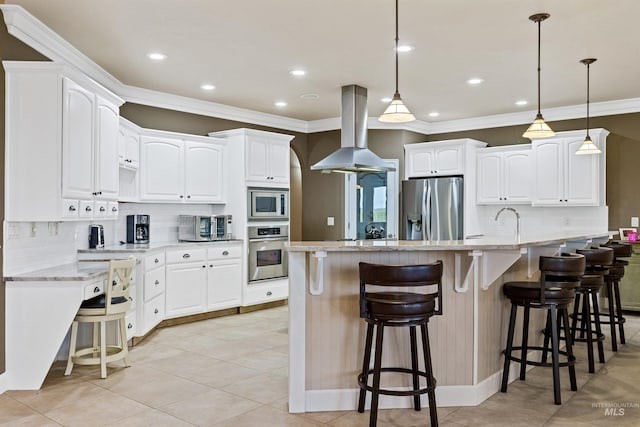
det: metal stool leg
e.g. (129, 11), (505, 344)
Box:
(613, 280), (626, 344)
(550, 305), (562, 405)
(501, 303), (518, 392)
(358, 322), (375, 413)
(561, 307), (577, 391)
(520, 305), (530, 380)
(409, 326), (421, 411)
(421, 323), (438, 427)
(606, 281), (618, 351)
(369, 323), (385, 427)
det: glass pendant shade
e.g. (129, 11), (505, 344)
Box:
(575, 136), (602, 155)
(379, 92), (415, 123)
(522, 113), (555, 138)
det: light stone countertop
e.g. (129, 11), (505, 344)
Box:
(6, 240), (244, 281)
(5, 263), (108, 282)
(286, 230), (612, 252)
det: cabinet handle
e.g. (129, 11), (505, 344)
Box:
(209, 264), (213, 267)
(68, 205), (77, 212)
(154, 308), (159, 314)
(187, 195), (191, 198)
(93, 286), (100, 293)
(202, 265), (206, 268)
(180, 195), (184, 198)
(183, 253), (191, 259)
(154, 280), (159, 285)
(266, 291), (273, 296)
(155, 258), (159, 263)
(112, 206), (118, 212)
(85, 206), (92, 212)
(99, 206), (106, 212)
(127, 323), (133, 329)
(222, 251), (229, 256)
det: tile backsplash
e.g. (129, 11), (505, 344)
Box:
(3, 202), (229, 275)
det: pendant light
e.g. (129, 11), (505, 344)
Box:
(575, 58), (601, 155)
(379, 0), (415, 123)
(522, 13), (554, 138)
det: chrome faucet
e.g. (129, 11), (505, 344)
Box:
(495, 207), (521, 241)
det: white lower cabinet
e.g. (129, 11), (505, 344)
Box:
(244, 278), (289, 306)
(165, 248), (207, 318)
(207, 245), (242, 311)
(141, 252), (165, 335)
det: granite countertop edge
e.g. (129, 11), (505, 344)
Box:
(285, 231), (612, 252)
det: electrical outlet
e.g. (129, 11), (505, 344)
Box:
(327, 217), (335, 226)
(632, 217), (639, 228)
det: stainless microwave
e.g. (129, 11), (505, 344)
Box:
(178, 215), (233, 241)
(248, 189), (289, 220)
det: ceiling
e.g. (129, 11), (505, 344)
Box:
(5, 0), (640, 125)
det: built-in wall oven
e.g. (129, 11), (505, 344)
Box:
(248, 225), (288, 282)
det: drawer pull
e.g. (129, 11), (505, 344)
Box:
(222, 251), (229, 256)
(68, 205), (77, 212)
(202, 265), (206, 268)
(85, 206), (92, 212)
(155, 258), (159, 263)
(266, 291), (273, 296)
(127, 323), (133, 329)
(154, 308), (159, 314)
(93, 286), (100, 293)
(112, 206), (118, 212)
(183, 253), (191, 259)
(99, 206), (106, 212)
(154, 280), (159, 285)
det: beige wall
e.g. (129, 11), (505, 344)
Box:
(0, 9), (49, 374)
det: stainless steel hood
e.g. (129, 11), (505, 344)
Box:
(311, 85), (395, 173)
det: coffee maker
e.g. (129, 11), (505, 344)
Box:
(126, 214), (150, 244)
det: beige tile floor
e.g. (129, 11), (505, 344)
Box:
(1, 305), (639, 426)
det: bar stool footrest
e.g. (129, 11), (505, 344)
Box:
(504, 345), (576, 368)
(358, 367), (437, 397)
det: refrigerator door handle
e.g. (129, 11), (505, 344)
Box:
(424, 182), (431, 240)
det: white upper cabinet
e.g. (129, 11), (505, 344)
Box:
(139, 136), (184, 201)
(4, 62), (123, 221)
(246, 133), (291, 186)
(404, 142), (465, 177)
(118, 119), (140, 170)
(139, 132), (226, 203)
(531, 129), (608, 206)
(477, 146), (531, 204)
(185, 141), (225, 202)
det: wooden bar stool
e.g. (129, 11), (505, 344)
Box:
(501, 254), (585, 405)
(567, 247), (613, 373)
(601, 241), (632, 351)
(65, 256), (136, 378)
(357, 261), (443, 427)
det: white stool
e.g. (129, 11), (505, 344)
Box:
(65, 256), (136, 378)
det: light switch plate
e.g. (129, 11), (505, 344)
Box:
(632, 217), (639, 227)
(327, 216), (334, 226)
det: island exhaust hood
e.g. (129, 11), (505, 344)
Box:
(310, 85), (395, 173)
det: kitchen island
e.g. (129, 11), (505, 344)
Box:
(285, 232), (611, 413)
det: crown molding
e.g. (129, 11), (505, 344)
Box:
(3, 4), (640, 137)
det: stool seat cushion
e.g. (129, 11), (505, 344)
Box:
(365, 291), (437, 318)
(504, 281), (576, 302)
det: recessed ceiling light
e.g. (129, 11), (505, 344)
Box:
(515, 100), (528, 106)
(428, 112), (440, 117)
(466, 78), (484, 85)
(147, 52), (167, 61)
(300, 93), (319, 100)
(200, 84), (215, 91)
(289, 69), (306, 76)
(395, 45), (415, 52)
(381, 97), (392, 103)
(275, 101), (288, 107)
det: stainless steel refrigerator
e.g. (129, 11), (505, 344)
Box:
(401, 176), (464, 240)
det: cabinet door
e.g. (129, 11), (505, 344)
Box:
(94, 98), (119, 200)
(267, 138), (290, 184)
(118, 125), (140, 169)
(140, 137), (184, 201)
(405, 148), (435, 178)
(165, 262), (207, 318)
(184, 141), (225, 202)
(502, 151), (531, 203)
(434, 145), (463, 175)
(532, 140), (564, 205)
(246, 135), (270, 182)
(207, 260), (242, 311)
(476, 153), (503, 204)
(62, 78), (94, 199)
(565, 138), (599, 205)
